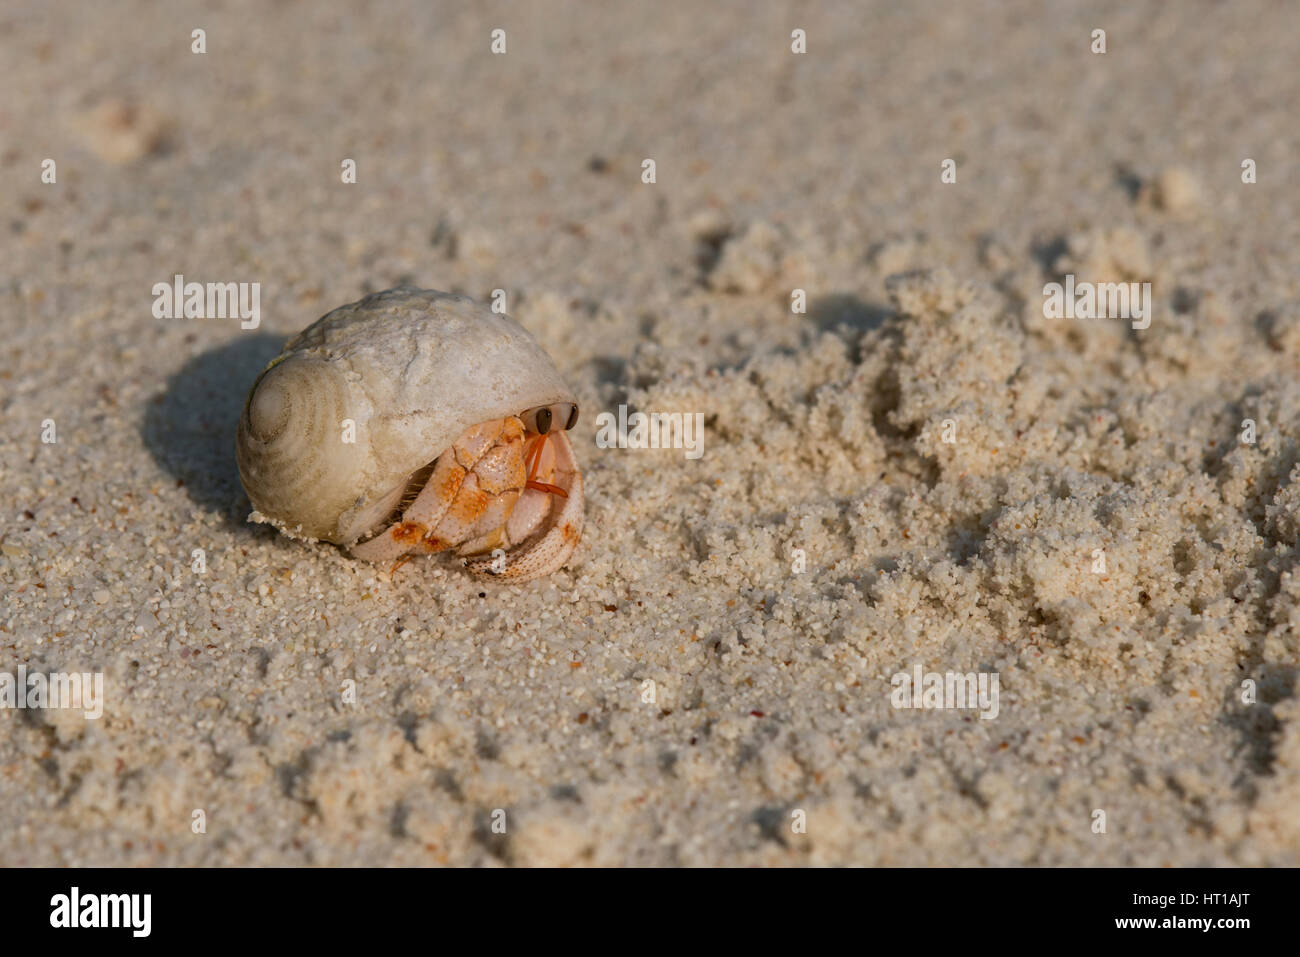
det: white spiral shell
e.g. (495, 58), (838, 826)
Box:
(236, 287), (577, 547)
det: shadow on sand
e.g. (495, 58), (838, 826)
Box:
(142, 332), (283, 530)
(806, 293), (892, 337)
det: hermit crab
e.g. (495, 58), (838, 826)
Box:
(235, 287), (583, 581)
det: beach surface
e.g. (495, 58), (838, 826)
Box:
(2, 0), (1299, 864)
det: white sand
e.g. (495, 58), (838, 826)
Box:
(1, 0), (1298, 864)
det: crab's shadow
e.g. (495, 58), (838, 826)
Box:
(142, 333), (283, 529)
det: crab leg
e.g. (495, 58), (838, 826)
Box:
(464, 430), (584, 581)
(349, 419), (506, 562)
(350, 417), (581, 581)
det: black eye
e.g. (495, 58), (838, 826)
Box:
(535, 408), (553, 434)
(565, 405), (579, 430)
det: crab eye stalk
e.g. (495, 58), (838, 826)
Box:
(520, 406), (548, 434)
(523, 403), (576, 435)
